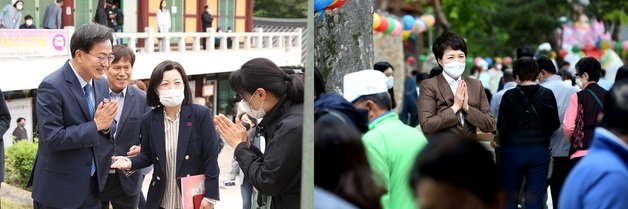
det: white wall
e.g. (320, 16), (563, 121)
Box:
(123, 0), (138, 32)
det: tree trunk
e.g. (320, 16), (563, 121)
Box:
(432, 0), (451, 32)
(314, 0), (374, 93)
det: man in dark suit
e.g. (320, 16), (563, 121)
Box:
(0, 88), (11, 189)
(418, 32), (496, 139)
(97, 45), (150, 209)
(30, 23), (119, 209)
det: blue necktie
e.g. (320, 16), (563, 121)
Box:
(84, 84), (96, 176)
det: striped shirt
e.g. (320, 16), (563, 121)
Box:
(161, 110), (181, 209)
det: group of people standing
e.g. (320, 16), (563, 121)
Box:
(0, 0), (64, 29)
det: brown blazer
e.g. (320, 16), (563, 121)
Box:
(418, 74), (496, 138)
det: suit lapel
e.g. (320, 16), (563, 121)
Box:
(153, 110), (167, 173)
(437, 74), (454, 107)
(63, 62), (91, 121)
(116, 88), (135, 137)
(175, 105), (193, 175)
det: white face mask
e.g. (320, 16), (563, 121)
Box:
(26, 20), (32, 25)
(159, 88), (185, 107)
(386, 76), (394, 89)
(16, 3), (23, 10)
(576, 78), (584, 88)
(443, 61), (466, 80)
(244, 94), (266, 119)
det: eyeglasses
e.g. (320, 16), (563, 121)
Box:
(85, 52), (115, 64)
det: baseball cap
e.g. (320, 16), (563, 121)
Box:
(342, 70), (388, 103)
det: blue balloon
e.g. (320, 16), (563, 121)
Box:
(402, 15), (415, 31)
(484, 57), (493, 66)
(314, 0), (334, 12)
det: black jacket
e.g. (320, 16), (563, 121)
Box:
(201, 11), (213, 32)
(235, 96), (303, 209)
(497, 85), (560, 147)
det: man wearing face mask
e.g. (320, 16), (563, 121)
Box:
(19, 14), (36, 29)
(563, 57), (607, 165)
(0, 0), (24, 29)
(418, 32), (496, 139)
(343, 69), (428, 209)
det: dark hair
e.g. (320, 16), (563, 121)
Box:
(24, 15), (33, 20)
(502, 71), (515, 82)
(204, 5), (208, 10)
(146, 60), (193, 107)
(561, 61), (570, 67)
(560, 70), (576, 86)
(13, 0), (22, 7)
(374, 61), (394, 72)
(513, 57), (539, 82)
(16, 117), (25, 123)
(516, 47), (534, 59)
(229, 58), (304, 103)
(57, 0), (64, 3)
(314, 67), (326, 97)
(536, 55), (556, 74)
(616, 65), (628, 82)
(130, 80), (147, 92)
(429, 66), (442, 78)
(409, 137), (501, 206)
(416, 72), (429, 85)
(159, 0), (166, 11)
(112, 45), (136, 66)
(315, 119), (383, 209)
(70, 23), (113, 58)
(354, 92), (391, 111)
(432, 32), (467, 65)
(602, 79), (628, 135)
(238, 112), (258, 127)
(575, 57), (601, 82)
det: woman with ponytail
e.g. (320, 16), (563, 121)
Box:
(214, 58), (304, 209)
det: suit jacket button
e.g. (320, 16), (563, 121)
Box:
(152, 182), (155, 186)
(187, 174), (190, 177)
(156, 176), (161, 180)
(185, 155), (189, 160)
(156, 157), (159, 161)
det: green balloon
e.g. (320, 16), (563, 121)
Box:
(572, 46), (581, 53)
(466, 57), (473, 64)
(384, 17), (396, 34)
(419, 55), (427, 63)
(617, 41), (623, 52)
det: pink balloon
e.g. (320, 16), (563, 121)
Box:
(623, 40), (628, 51)
(391, 20), (403, 36)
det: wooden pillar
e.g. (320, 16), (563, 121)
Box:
(195, 75), (204, 97)
(61, 0), (74, 28)
(138, 0), (149, 47)
(245, 0), (252, 32)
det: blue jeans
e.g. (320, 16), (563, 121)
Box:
(241, 180), (253, 209)
(499, 147), (550, 209)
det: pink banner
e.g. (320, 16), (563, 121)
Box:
(0, 29), (69, 58)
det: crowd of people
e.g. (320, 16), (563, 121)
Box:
(314, 31), (628, 209)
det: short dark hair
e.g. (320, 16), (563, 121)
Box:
(575, 57), (601, 82)
(602, 79), (628, 135)
(561, 61), (570, 67)
(416, 72), (429, 85)
(146, 60), (193, 107)
(229, 58), (304, 103)
(16, 117), (25, 123)
(374, 61), (394, 72)
(616, 65), (628, 82)
(536, 55), (556, 74)
(513, 57), (539, 82)
(112, 45), (136, 66)
(24, 15), (33, 20)
(409, 137), (500, 205)
(70, 23), (113, 58)
(354, 92), (391, 111)
(516, 47), (534, 59)
(429, 66), (442, 78)
(502, 71), (515, 82)
(204, 5), (208, 10)
(315, 118), (383, 209)
(432, 32), (467, 65)
(57, 0), (64, 3)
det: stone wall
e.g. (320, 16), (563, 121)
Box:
(374, 31), (405, 112)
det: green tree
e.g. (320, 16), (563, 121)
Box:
(253, 0), (307, 18)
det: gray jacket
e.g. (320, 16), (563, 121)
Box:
(42, 3), (62, 29)
(0, 4), (21, 29)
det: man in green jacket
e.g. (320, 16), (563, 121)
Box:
(343, 69), (428, 209)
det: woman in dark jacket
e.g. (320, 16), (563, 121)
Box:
(497, 57), (559, 209)
(215, 58), (304, 209)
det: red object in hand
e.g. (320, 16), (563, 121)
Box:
(193, 194), (204, 209)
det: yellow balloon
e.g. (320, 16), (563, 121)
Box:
(373, 13), (381, 30)
(548, 51), (557, 59)
(601, 41), (609, 51)
(421, 15), (435, 27)
(402, 31), (412, 40)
